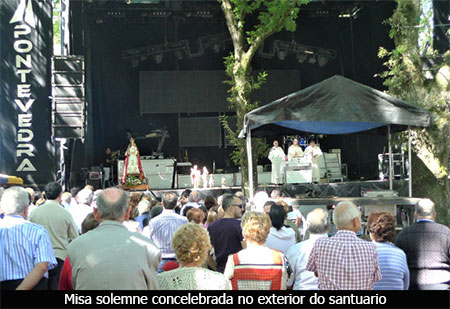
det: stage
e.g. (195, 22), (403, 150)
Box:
(142, 179), (410, 200)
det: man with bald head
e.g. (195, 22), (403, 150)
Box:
(395, 199), (450, 290)
(306, 202), (381, 290)
(61, 188), (161, 289)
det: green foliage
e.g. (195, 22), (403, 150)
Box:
(125, 176), (142, 187)
(378, 0), (450, 225)
(53, 0), (61, 52)
(219, 1), (307, 190)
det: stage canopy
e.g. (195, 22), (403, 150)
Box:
(241, 75), (431, 137)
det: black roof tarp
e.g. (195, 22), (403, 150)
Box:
(242, 75), (431, 137)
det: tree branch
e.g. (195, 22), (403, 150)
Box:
(220, 0), (244, 60)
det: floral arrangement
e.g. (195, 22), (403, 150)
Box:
(125, 176), (142, 187)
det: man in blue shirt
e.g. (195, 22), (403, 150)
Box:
(0, 186), (57, 290)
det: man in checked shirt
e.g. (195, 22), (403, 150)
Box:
(306, 202), (381, 290)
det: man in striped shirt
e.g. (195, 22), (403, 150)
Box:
(0, 186), (57, 290)
(307, 201), (381, 290)
(147, 192), (188, 272)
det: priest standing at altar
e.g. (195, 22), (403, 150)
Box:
(288, 138), (304, 161)
(268, 140), (285, 184)
(305, 140), (323, 183)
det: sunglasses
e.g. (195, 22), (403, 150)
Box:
(232, 204), (244, 209)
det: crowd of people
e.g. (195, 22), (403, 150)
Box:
(0, 183), (449, 290)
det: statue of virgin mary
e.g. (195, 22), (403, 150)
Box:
(122, 138), (145, 184)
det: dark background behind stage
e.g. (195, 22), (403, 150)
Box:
(68, 0), (398, 183)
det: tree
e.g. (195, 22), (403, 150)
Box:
(219, 0), (307, 195)
(378, 0), (450, 225)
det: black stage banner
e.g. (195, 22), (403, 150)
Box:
(0, 0), (55, 186)
(1, 290), (449, 308)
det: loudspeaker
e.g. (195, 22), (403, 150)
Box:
(51, 56), (86, 139)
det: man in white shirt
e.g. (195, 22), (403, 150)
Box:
(286, 208), (329, 290)
(288, 139), (304, 161)
(304, 140), (323, 183)
(268, 140), (285, 184)
(69, 188), (93, 233)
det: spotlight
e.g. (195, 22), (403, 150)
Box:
(277, 50), (287, 61)
(153, 54), (163, 64)
(174, 50), (183, 60)
(318, 56), (328, 67)
(213, 42), (221, 53)
(131, 58), (139, 68)
(297, 53), (308, 63)
(307, 56), (316, 64)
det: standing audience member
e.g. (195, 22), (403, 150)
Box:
(29, 182), (79, 290)
(81, 213), (99, 234)
(395, 199), (450, 290)
(367, 212), (409, 290)
(208, 194), (244, 273)
(181, 191), (202, 216)
(158, 223), (230, 290)
(70, 188), (94, 233)
(123, 193), (142, 233)
(25, 187), (37, 214)
(265, 204), (296, 254)
(60, 192), (72, 210)
(187, 208), (206, 226)
(147, 192), (188, 272)
(134, 199), (151, 230)
(306, 201), (381, 290)
(224, 212), (290, 290)
(203, 195), (218, 211)
(286, 208), (329, 290)
(0, 187), (57, 290)
(60, 188), (161, 289)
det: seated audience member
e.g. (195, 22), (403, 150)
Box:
(158, 223), (230, 290)
(208, 194), (244, 273)
(70, 188), (94, 233)
(60, 188), (161, 289)
(395, 199), (450, 290)
(286, 208), (329, 290)
(264, 201), (276, 214)
(307, 201), (381, 290)
(29, 182), (79, 290)
(253, 191), (269, 212)
(81, 213), (99, 234)
(265, 205), (296, 254)
(367, 212), (409, 290)
(147, 193), (188, 272)
(270, 189), (283, 199)
(0, 187), (57, 290)
(277, 201), (301, 243)
(224, 212), (290, 290)
(187, 208), (206, 226)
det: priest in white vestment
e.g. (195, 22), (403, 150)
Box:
(268, 140), (285, 184)
(288, 139), (304, 161)
(304, 140), (323, 183)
